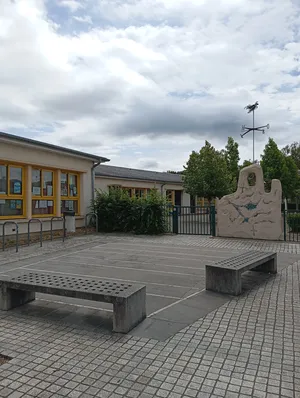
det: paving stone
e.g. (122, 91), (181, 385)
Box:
(0, 235), (299, 398)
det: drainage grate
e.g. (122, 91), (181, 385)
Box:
(0, 354), (11, 365)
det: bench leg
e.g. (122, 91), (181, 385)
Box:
(253, 257), (277, 274)
(113, 287), (146, 333)
(0, 285), (35, 311)
(206, 266), (242, 296)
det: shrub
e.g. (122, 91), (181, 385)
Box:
(92, 188), (169, 235)
(287, 212), (300, 232)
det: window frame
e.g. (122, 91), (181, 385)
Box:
(166, 189), (175, 206)
(60, 171), (80, 215)
(31, 168), (56, 218)
(0, 162), (26, 219)
(108, 186), (154, 199)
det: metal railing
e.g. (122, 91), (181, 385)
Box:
(50, 217), (65, 242)
(28, 219), (43, 247)
(0, 217), (69, 252)
(85, 212), (98, 234)
(283, 210), (300, 242)
(2, 221), (19, 252)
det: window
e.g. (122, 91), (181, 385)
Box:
(135, 188), (146, 198)
(108, 185), (121, 194)
(166, 190), (175, 206)
(61, 172), (80, 215)
(108, 186), (154, 199)
(32, 169), (55, 216)
(0, 164), (24, 218)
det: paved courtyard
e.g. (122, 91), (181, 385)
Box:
(0, 234), (299, 397)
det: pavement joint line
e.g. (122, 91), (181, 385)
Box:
(20, 267), (200, 289)
(84, 247), (231, 260)
(101, 241), (242, 252)
(148, 289), (204, 317)
(70, 254), (220, 269)
(46, 258), (205, 277)
(36, 298), (114, 312)
(0, 245), (105, 273)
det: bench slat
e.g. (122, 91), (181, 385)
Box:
(209, 251), (275, 270)
(0, 272), (144, 301)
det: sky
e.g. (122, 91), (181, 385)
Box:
(1, 0), (300, 171)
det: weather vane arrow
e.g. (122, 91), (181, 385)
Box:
(240, 101), (270, 163)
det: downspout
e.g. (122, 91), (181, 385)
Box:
(161, 183), (166, 196)
(91, 161), (101, 206)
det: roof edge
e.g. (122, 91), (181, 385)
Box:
(0, 131), (110, 163)
(95, 174), (183, 184)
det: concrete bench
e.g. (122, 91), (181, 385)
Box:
(206, 251), (277, 296)
(0, 272), (146, 333)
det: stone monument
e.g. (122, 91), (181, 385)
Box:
(216, 164), (282, 240)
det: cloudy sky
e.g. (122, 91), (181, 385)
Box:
(1, 0), (300, 171)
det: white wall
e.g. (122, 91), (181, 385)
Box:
(0, 139), (94, 235)
(95, 176), (189, 201)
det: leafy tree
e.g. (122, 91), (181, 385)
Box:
(224, 137), (240, 190)
(167, 170), (183, 174)
(241, 159), (252, 168)
(183, 141), (232, 202)
(261, 138), (299, 199)
(282, 142), (300, 169)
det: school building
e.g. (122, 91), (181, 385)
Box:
(0, 131), (109, 235)
(0, 132), (212, 237)
(94, 165), (191, 206)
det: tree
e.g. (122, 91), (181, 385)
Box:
(241, 159), (252, 168)
(183, 141), (232, 202)
(282, 142), (300, 169)
(224, 137), (240, 190)
(261, 138), (299, 199)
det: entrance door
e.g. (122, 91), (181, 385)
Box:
(175, 190), (182, 206)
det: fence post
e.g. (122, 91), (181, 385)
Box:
(283, 210), (287, 241)
(2, 222), (19, 252)
(85, 212), (98, 234)
(50, 217), (65, 242)
(172, 207), (179, 234)
(210, 205), (216, 237)
(28, 219), (43, 247)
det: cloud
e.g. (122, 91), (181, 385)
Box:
(58, 0), (85, 12)
(0, 0), (300, 171)
(73, 15), (92, 24)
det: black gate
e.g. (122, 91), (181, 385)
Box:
(283, 210), (300, 242)
(171, 206), (216, 236)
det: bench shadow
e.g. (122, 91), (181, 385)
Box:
(241, 270), (273, 293)
(11, 299), (114, 332)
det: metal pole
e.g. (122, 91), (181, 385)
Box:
(2, 224), (4, 251)
(253, 110), (255, 163)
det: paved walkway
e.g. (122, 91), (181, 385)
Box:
(0, 234), (299, 397)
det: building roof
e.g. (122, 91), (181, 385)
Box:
(0, 131), (110, 163)
(95, 164), (183, 184)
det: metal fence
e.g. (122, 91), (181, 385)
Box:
(0, 215), (98, 253)
(170, 206), (216, 236)
(283, 210), (300, 242)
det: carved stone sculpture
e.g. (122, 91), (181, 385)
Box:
(216, 164), (282, 240)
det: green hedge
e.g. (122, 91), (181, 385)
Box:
(92, 188), (169, 235)
(287, 212), (300, 232)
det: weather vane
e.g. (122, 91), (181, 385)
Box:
(241, 101), (270, 163)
